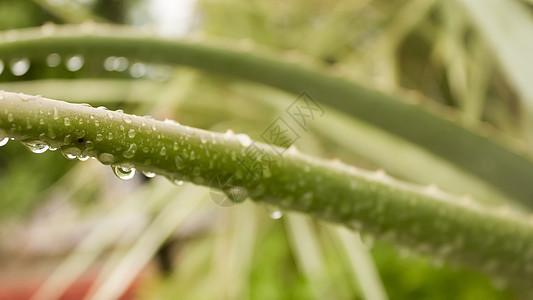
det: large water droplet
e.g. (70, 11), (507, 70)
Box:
(235, 134), (252, 147)
(78, 154), (89, 161)
(10, 58), (30, 76)
(0, 137), (8, 147)
(113, 166), (136, 180)
(22, 141), (49, 154)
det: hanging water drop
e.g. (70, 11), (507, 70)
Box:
(223, 186), (248, 203)
(22, 141), (49, 154)
(142, 171), (156, 178)
(113, 166), (136, 180)
(78, 154), (89, 161)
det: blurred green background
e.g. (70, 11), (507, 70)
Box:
(0, 0), (530, 299)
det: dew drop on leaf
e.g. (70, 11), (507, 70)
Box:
(98, 153), (115, 164)
(113, 166), (136, 180)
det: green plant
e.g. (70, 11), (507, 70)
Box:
(2, 1), (533, 299)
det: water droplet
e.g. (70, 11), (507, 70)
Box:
(175, 156), (186, 170)
(160, 146), (167, 156)
(235, 134), (252, 147)
(174, 180), (184, 185)
(52, 107), (59, 120)
(95, 133), (103, 141)
(223, 186), (248, 203)
(61, 147), (80, 159)
(66, 55), (84, 72)
(0, 137), (8, 147)
(98, 153), (115, 164)
(104, 56), (117, 71)
(123, 116), (132, 124)
(113, 166), (136, 180)
(142, 171), (156, 178)
(10, 58), (30, 76)
(7, 113), (13, 122)
(107, 132), (113, 140)
(129, 62), (147, 78)
(64, 118), (70, 126)
(78, 154), (89, 161)
(200, 136), (207, 144)
(107, 112), (114, 119)
(46, 53), (61, 67)
(123, 144), (137, 158)
(128, 129), (136, 138)
(22, 141), (49, 154)
(270, 210), (283, 219)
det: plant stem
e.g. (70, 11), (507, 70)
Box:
(1, 25), (533, 206)
(1, 91), (533, 291)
